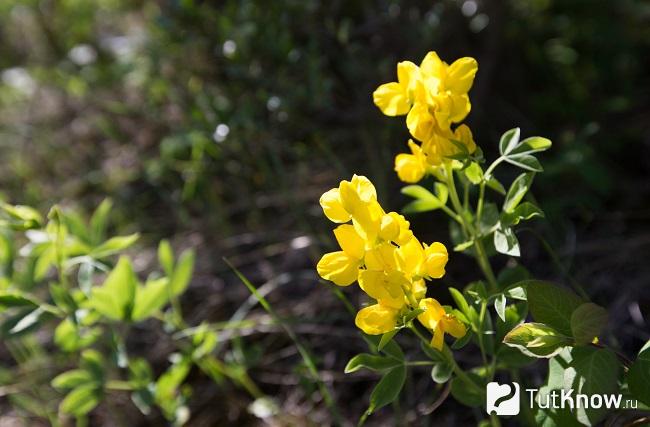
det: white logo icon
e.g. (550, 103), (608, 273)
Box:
(486, 382), (520, 416)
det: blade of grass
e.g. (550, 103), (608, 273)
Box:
(224, 257), (342, 423)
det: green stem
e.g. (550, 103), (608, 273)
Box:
(474, 238), (498, 293)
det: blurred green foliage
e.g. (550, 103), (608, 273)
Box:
(1, 0), (648, 240)
(0, 0), (648, 424)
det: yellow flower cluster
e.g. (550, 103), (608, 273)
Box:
(317, 175), (466, 349)
(373, 51), (479, 183)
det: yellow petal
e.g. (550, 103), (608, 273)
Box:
(443, 315), (467, 339)
(388, 212), (413, 246)
(418, 297), (445, 330)
(420, 51), (446, 79)
(446, 57), (478, 94)
(397, 61), (419, 92)
(333, 224), (365, 260)
(358, 270), (405, 309)
(379, 213), (400, 241)
(430, 324), (445, 350)
(355, 304), (399, 335)
(453, 124), (477, 154)
(394, 140), (428, 184)
(373, 82), (410, 116)
(350, 175), (377, 203)
(406, 102), (436, 141)
(338, 175), (377, 214)
(316, 251), (359, 286)
(320, 188), (351, 223)
(364, 242), (398, 271)
(351, 200), (383, 243)
(423, 242), (448, 279)
(411, 279), (427, 301)
(396, 237), (424, 277)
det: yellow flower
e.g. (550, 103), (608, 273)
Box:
(387, 212), (414, 246)
(417, 298), (467, 350)
(395, 139), (428, 183)
(358, 270), (408, 309)
(420, 52), (478, 95)
(319, 188), (351, 223)
(355, 303), (399, 335)
(373, 61), (420, 116)
(316, 224), (364, 286)
(364, 241), (398, 272)
(421, 124), (477, 166)
(422, 242), (448, 279)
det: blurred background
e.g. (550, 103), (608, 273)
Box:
(0, 0), (648, 425)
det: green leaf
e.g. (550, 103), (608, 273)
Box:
(494, 226), (520, 257)
(431, 361), (453, 383)
(499, 128), (521, 155)
(90, 234), (139, 258)
(451, 330), (473, 350)
(9, 306), (45, 334)
(90, 256), (137, 320)
(448, 288), (470, 318)
(503, 322), (572, 358)
(510, 136), (552, 156)
(526, 281), (584, 336)
(0, 203), (43, 230)
(501, 202), (544, 227)
(420, 341), (447, 363)
(366, 365), (406, 414)
(52, 370), (95, 390)
(54, 319), (100, 352)
(169, 249), (195, 295)
(464, 162), (483, 185)
(132, 277), (170, 321)
(505, 154), (543, 172)
(155, 357), (192, 408)
(479, 203), (500, 235)
(81, 349), (105, 381)
(90, 199), (113, 245)
(0, 292), (39, 308)
(486, 176), (506, 195)
(60, 384), (102, 417)
(450, 372), (484, 407)
(344, 354), (402, 373)
(570, 302), (608, 345)
(628, 342), (650, 406)
(570, 347), (621, 425)
(401, 183), (447, 214)
(158, 240), (174, 277)
(503, 173), (534, 213)
(494, 294), (507, 322)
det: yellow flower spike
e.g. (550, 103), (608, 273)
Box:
(379, 213), (400, 241)
(422, 242), (449, 279)
(418, 297), (466, 350)
(333, 224), (365, 260)
(387, 212), (414, 246)
(364, 242), (398, 272)
(372, 61), (419, 116)
(358, 270), (407, 309)
(316, 251), (360, 286)
(355, 303), (399, 335)
(394, 140), (428, 183)
(319, 188), (351, 223)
